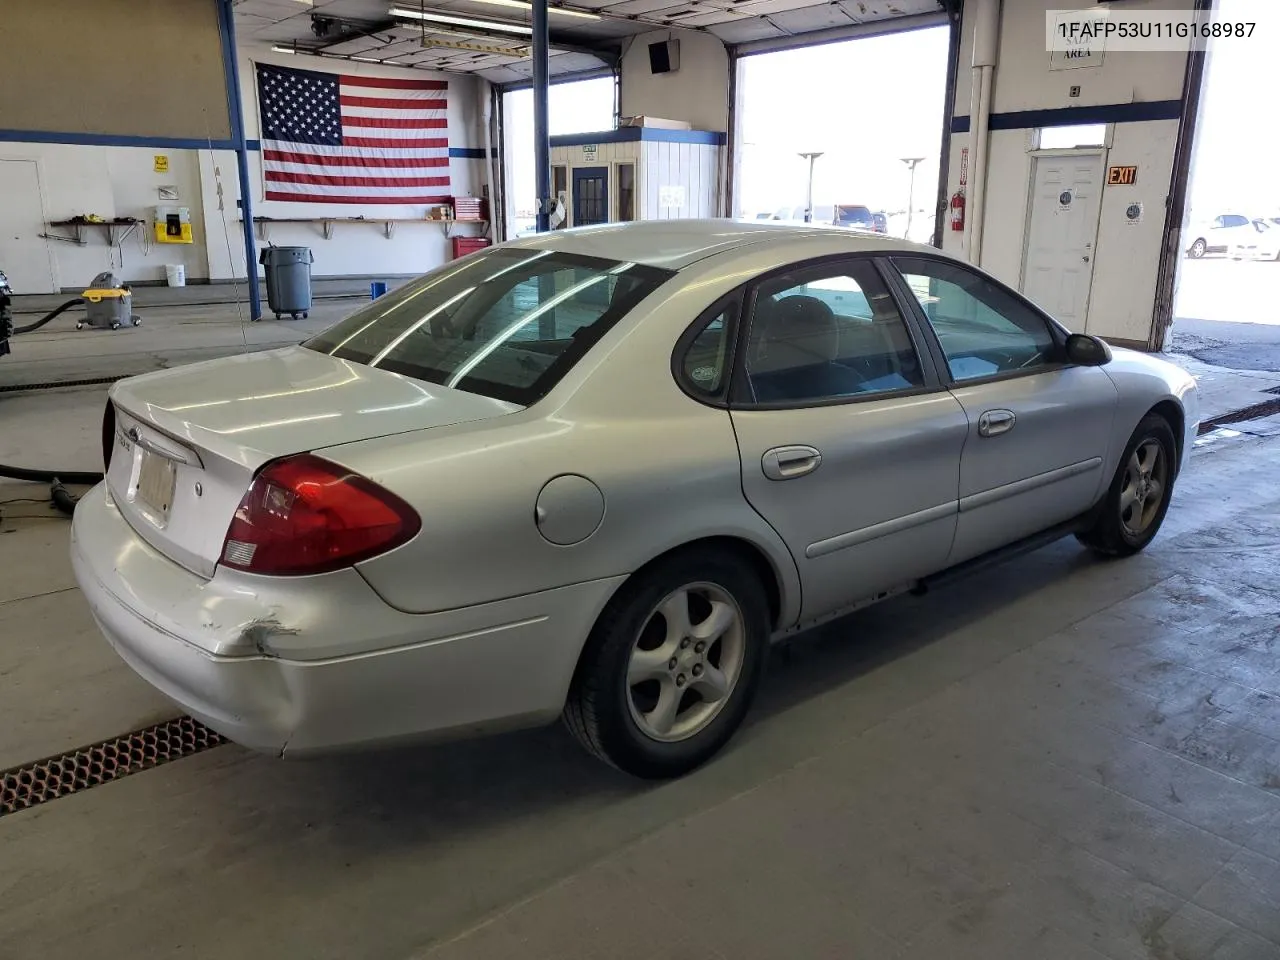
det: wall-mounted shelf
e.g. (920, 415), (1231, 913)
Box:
(242, 216), (487, 242)
(432, 218), (488, 239)
(43, 219), (143, 247)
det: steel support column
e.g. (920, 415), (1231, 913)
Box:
(532, 0), (551, 232)
(216, 0), (262, 320)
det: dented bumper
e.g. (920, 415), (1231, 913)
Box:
(70, 484), (626, 756)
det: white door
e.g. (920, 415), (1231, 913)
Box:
(0, 160), (57, 293)
(1021, 153), (1103, 331)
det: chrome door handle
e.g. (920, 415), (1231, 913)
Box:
(762, 445), (822, 481)
(978, 409), (1016, 438)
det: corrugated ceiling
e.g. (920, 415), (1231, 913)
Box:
(233, 0), (945, 82)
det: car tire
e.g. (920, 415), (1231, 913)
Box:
(563, 547), (770, 778)
(1188, 238), (1207, 259)
(1076, 413), (1178, 558)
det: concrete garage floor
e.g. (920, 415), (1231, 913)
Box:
(4, 301), (1280, 959)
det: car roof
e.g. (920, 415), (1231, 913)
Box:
(500, 219), (945, 270)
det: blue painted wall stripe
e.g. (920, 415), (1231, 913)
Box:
(0, 129), (239, 150)
(950, 99), (1183, 134)
(248, 141), (488, 158)
(0, 131), (494, 160)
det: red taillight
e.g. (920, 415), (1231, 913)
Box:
(220, 454), (420, 576)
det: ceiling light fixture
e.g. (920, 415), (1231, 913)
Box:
(389, 6), (534, 34)
(423, 35), (531, 57)
(469, 0), (601, 20)
(271, 44), (405, 65)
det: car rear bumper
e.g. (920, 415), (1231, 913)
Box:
(70, 484), (625, 756)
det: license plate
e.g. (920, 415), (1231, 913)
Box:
(136, 449), (177, 520)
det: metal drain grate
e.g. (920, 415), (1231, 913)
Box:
(1197, 396), (1280, 434)
(0, 717), (226, 817)
(0, 374), (129, 394)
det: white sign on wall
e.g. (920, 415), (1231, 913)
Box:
(659, 185), (686, 209)
(582, 144), (599, 162)
(1048, 9), (1107, 70)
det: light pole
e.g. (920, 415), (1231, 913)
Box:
(901, 157), (925, 239)
(798, 151), (824, 223)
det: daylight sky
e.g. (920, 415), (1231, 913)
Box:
(1187, 0), (1280, 218)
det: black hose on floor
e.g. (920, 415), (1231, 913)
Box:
(0, 463), (103, 485)
(0, 466), (102, 518)
(3, 298), (119, 515)
(12, 298), (83, 335)
(49, 480), (81, 515)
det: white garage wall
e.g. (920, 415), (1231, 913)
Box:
(0, 43), (488, 290)
(619, 30), (730, 132)
(0, 143), (208, 289)
(944, 0), (1196, 345)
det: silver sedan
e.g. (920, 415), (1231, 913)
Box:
(72, 221), (1200, 778)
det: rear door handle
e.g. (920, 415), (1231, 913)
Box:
(978, 409), (1016, 438)
(762, 445), (822, 481)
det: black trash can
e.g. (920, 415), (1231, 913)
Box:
(258, 245), (314, 319)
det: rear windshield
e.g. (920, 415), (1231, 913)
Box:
(304, 248), (673, 405)
(837, 205), (873, 224)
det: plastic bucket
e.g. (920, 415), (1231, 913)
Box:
(370, 281), (388, 299)
(165, 263), (186, 287)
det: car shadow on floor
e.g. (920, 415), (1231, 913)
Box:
(200, 537), (1120, 854)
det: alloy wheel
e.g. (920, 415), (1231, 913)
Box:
(625, 583), (747, 743)
(1119, 439), (1168, 538)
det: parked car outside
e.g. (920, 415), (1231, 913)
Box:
(834, 204), (877, 231)
(871, 211), (889, 233)
(74, 220), (1199, 779)
(1185, 213), (1252, 258)
(1226, 218), (1280, 261)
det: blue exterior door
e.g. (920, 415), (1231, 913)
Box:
(572, 166), (609, 226)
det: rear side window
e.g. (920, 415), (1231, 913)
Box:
(305, 249), (672, 405)
(679, 301), (737, 397)
(743, 259), (925, 404)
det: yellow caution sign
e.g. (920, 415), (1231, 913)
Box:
(154, 155), (170, 173)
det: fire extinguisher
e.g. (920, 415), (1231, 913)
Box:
(950, 190), (966, 231)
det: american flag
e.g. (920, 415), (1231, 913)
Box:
(255, 62), (450, 205)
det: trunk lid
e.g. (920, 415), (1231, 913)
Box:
(105, 345), (520, 578)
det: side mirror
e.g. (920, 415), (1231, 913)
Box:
(1065, 333), (1112, 366)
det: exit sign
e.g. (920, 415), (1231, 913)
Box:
(1107, 165), (1138, 185)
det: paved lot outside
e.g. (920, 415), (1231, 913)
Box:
(1173, 258), (1280, 372)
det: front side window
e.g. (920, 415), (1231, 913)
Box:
(892, 257), (1058, 382)
(743, 259), (924, 404)
(305, 249), (672, 405)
